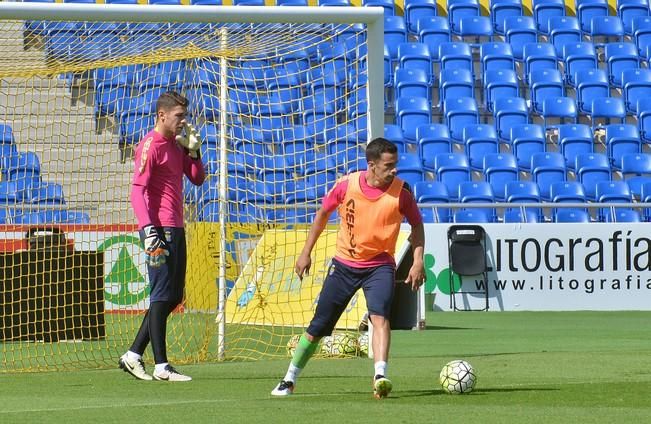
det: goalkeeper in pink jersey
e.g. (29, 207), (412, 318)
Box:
(119, 91), (206, 382)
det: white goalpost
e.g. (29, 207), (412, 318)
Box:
(0, 2), (383, 371)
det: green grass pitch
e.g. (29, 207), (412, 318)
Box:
(2, 311), (651, 423)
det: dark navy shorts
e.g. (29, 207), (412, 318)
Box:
(141, 227), (186, 305)
(306, 258), (395, 338)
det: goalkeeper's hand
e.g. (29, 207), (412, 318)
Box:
(143, 225), (169, 268)
(176, 122), (202, 159)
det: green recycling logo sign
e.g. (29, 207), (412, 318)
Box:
(97, 235), (149, 306)
(424, 253), (461, 295)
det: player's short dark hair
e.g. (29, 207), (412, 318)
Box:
(365, 137), (398, 162)
(156, 91), (189, 113)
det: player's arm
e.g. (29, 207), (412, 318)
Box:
(400, 183), (426, 291)
(178, 123), (206, 185)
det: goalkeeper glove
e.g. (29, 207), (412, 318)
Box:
(176, 123), (202, 159)
(143, 225), (169, 268)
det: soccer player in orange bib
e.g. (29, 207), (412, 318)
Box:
(271, 138), (425, 398)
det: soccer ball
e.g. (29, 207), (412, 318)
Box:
(357, 332), (369, 357)
(439, 360), (477, 394)
(286, 334), (301, 357)
(321, 332), (359, 357)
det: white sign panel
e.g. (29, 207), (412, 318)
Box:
(422, 223), (651, 311)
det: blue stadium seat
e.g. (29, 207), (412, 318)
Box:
(558, 124), (594, 170)
(0, 181), (20, 204)
(384, 16), (408, 60)
(318, 0), (350, 5)
(395, 68), (432, 101)
(605, 124), (642, 169)
(483, 152), (518, 201)
(505, 180), (543, 220)
(417, 124), (452, 164)
(494, 97), (529, 142)
(265, 68), (301, 112)
(554, 209), (591, 222)
(404, 0), (438, 34)
(590, 97), (627, 128)
(531, 152), (567, 201)
(542, 96), (578, 126)
(549, 180), (587, 220)
(633, 15), (651, 58)
(549, 16), (582, 58)
(447, 0), (480, 36)
(55, 210), (91, 224)
(463, 124), (499, 171)
(636, 97), (651, 143)
(44, 22), (82, 61)
(574, 68), (609, 115)
(504, 16), (537, 60)
(417, 16), (450, 61)
(12, 211), (61, 225)
(306, 172), (338, 198)
(439, 68), (474, 106)
(433, 153), (471, 200)
(577, 0), (609, 34)
(7, 152), (41, 193)
(641, 181), (651, 220)
(590, 16), (625, 46)
(30, 182), (65, 204)
(284, 179), (319, 205)
(0, 124), (14, 144)
(444, 97), (479, 143)
(191, 0), (223, 4)
(619, 0), (650, 36)
(480, 42), (515, 77)
(523, 42), (558, 82)
(533, 0), (566, 35)
(575, 153), (612, 200)
(604, 42), (639, 88)
(504, 208), (542, 222)
(510, 123), (546, 171)
(490, 0), (524, 35)
(605, 208), (642, 222)
(414, 181), (451, 222)
(384, 124), (407, 152)
(119, 112), (155, 149)
(459, 16), (493, 46)
(363, 0), (395, 16)
(623, 68), (651, 114)
(453, 209), (492, 223)
(562, 42), (598, 87)
(484, 69), (519, 112)
(397, 152), (425, 186)
(396, 96), (432, 143)
(529, 68), (564, 114)
(439, 42), (473, 76)
(458, 181), (497, 221)
(595, 180), (633, 221)
(620, 153), (651, 197)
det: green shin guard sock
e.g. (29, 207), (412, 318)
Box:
(291, 335), (319, 369)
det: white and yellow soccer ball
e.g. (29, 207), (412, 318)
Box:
(321, 332), (359, 357)
(286, 334), (301, 357)
(357, 332), (369, 357)
(439, 359), (477, 394)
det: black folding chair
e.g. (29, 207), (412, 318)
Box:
(447, 225), (489, 311)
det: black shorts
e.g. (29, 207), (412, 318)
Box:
(306, 258), (395, 338)
(141, 227), (186, 304)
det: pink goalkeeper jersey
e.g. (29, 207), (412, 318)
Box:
(131, 129), (206, 228)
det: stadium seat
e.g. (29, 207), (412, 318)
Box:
(510, 123), (546, 171)
(306, 172), (338, 198)
(529, 68), (564, 114)
(55, 210), (91, 224)
(438, 42), (473, 76)
(459, 16), (493, 46)
(531, 152), (567, 201)
(191, 0), (223, 4)
(542, 96), (578, 127)
(119, 112), (155, 152)
(384, 124), (407, 152)
(0, 123), (14, 144)
(575, 152), (612, 200)
(30, 182), (65, 204)
(622, 68), (651, 114)
(590, 97), (627, 128)
(384, 16), (408, 60)
(453, 209), (492, 223)
(490, 0), (524, 35)
(483, 152), (518, 201)
(620, 153), (651, 197)
(604, 208), (642, 222)
(417, 16), (450, 61)
(562, 42), (598, 87)
(577, 0), (609, 34)
(494, 97), (529, 142)
(414, 180), (451, 222)
(549, 180), (587, 220)
(504, 16), (537, 60)
(433, 153), (471, 200)
(363, 0), (395, 16)
(480, 42), (515, 77)
(604, 42), (639, 88)
(605, 124), (642, 169)
(523, 42), (558, 82)
(636, 97), (651, 143)
(549, 16), (582, 58)
(458, 181), (497, 221)
(447, 0), (480, 36)
(574, 68), (609, 115)
(590, 16), (625, 46)
(463, 124), (499, 171)
(404, 0), (438, 34)
(558, 124), (594, 170)
(396, 152), (425, 186)
(619, 0), (650, 36)
(7, 152), (42, 200)
(505, 180), (543, 220)
(504, 208), (542, 222)
(0, 181), (21, 204)
(444, 97), (479, 143)
(533, 0), (566, 35)
(595, 180), (633, 221)
(439, 68), (474, 106)
(554, 208), (591, 222)
(483, 69), (519, 113)
(395, 68), (432, 101)
(417, 124), (452, 165)
(396, 96), (432, 143)
(640, 181), (651, 220)
(633, 16), (651, 58)
(266, 68), (301, 112)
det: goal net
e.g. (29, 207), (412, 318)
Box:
(0, 3), (383, 372)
